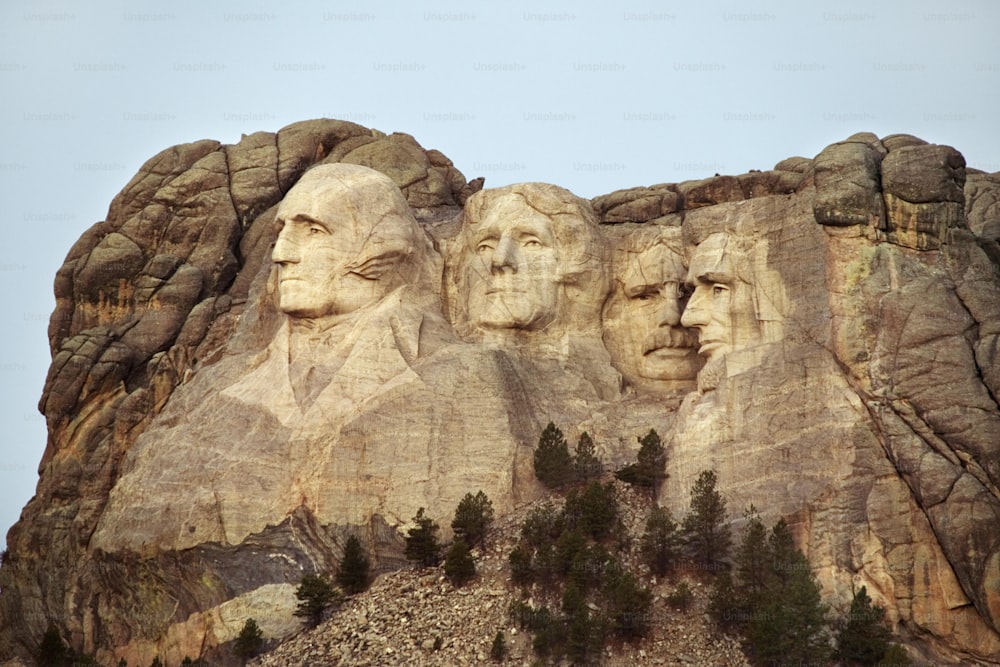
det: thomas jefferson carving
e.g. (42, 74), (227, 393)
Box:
(450, 183), (610, 345)
(603, 226), (701, 394)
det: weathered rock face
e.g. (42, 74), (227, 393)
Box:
(1, 124), (999, 666)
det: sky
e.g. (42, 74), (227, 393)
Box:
(1, 0), (998, 552)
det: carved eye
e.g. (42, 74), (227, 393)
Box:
(308, 224), (326, 236)
(522, 236), (542, 248)
(712, 284), (729, 297)
(631, 289), (659, 302)
(476, 240), (496, 255)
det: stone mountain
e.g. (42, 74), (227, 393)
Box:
(1, 120), (998, 665)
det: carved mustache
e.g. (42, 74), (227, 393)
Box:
(642, 326), (699, 354)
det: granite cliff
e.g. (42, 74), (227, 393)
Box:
(1, 120), (998, 665)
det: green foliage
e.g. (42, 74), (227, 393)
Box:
(640, 505), (680, 577)
(519, 501), (563, 549)
(489, 630), (506, 662)
(563, 481), (618, 540)
(451, 490), (495, 547)
(573, 431), (602, 482)
(554, 528), (588, 577)
(835, 586), (893, 666)
(404, 507), (442, 567)
(149, 658), (163, 667)
(709, 511), (830, 667)
(233, 617), (264, 663)
(38, 625), (68, 667)
(509, 544), (533, 585)
(666, 580), (694, 610)
(735, 505), (768, 597)
(533, 422), (574, 489)
(444, 537), (476, 586)
(294, 574), (339, 627)
(336, 534), (371, 595)
(878, 644), (912, 666)
(117, 659), (128, 667)
(681, 469), (731, 571)
(603, 569), (653, 639)
(615, 429), (667, 491)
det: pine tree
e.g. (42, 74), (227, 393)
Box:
(489, 630), (507, 662)
(294, 574), (339, 627)
(573, 431), (602, 482)
(149, 658), (163, 667)
(233, 617), (264, 664)
(404, 507), (442, 567)
(640, 505), (680, 576)
(533, 422), (574, 489)
(604, 569), (653, 639)
(743, 519), (830, 666)
(336, 535), (371, 595)
(681, 469), (731, 571)
(520, 501), (563, 549)
(451, 490), (495, 547)
(735, 505), (769, 599)
(563, 481), (618, 540)
(444, 537), (476, 586)
(614, 429), (667, 490)
(835, 586), (892, 666)
(38, 625), (68, 667)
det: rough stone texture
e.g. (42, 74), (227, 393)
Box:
(2, 126), (1000, 666)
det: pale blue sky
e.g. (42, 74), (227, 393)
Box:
(1, 0), (998, 550)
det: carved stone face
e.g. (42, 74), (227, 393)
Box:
(681, 233), (737, 362)
(604, 242), (702, 391)
(464, 194), (561, 331)
(272, 165), (419, 320)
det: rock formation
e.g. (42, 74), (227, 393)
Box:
(1, 122), (998, 665)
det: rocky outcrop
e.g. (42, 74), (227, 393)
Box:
(1, 124), (999, 666)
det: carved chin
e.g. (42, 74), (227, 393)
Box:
(640, 348), (703, 382)
(472, 294), (555, 331)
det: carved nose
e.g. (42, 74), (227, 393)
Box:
(680, 288), (708, 328)
(490, 236), (518, 273)
(657, 295), (682, 327)
(272, 231), (299, 265)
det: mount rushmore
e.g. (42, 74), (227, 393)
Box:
(1, 119), (999, 665)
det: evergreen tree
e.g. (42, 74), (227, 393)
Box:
(233, 617), (264, 664)
(117, 659), (128, 667)
(564, 481), (618, 541)
(294, 574), (339, 627)
(603, 569), (653, 639)
(614, 429), (666, 490)
(878, 644), (912, 666)
(489, 630), (506, 662)
(451, 490), (495, 547)
(734, 505), (768, 598)
(573, 431), (602, 482)
(743, 519), (830, 666)
(640, 505), (680, 576)
(444, 537), (476, 586)
(336, 534), (371, 595)
(509, 544), (533, 585)
(38, 625), (68, 667)
(520, 501), (563, 549)
(404, 507), (442, 567)
(533, 422), (574, 489)
(835, 586), (893, 666)
(681, 469), (731, 571)
(149, 659), (163, 667)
